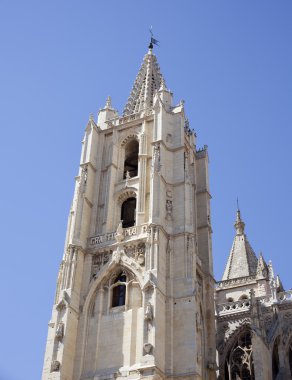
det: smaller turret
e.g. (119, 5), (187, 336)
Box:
(97, 96), (118, 129)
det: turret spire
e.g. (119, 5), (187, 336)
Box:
(222, 209), (258, 280)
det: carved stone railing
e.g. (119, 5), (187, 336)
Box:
(87, 224), (148, 249)
(217, 300), (251, 316)
(217, 275), (257, 289)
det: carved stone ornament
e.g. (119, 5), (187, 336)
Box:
(143, 343), (153, 355)
(55, 322), (64, 340)
(144, 303), (153, 321)
(51, 360), (60, 372)
(115, 221), (124, 243)
(56, 290), (70, 311)
(91, 250), (112, 278)
(124, 242), (145, 266)
(112, 247), (123, 264)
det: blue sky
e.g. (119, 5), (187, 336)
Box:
(1, 1), (291, 379)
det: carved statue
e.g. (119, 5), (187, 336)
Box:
(55, 322), (64, 340)
(144, 303), (153, 321)
(113, 248), (122, 264)
(115, 221), (124, 243)
(51, 360), (60, 372)
(143, 342), (153, 355)
(166, 199), (173, 220)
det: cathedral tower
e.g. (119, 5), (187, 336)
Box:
(42, 44), (216, 380)
(216, 210), (292, 380)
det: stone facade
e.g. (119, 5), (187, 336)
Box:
(42, 45), (216, 380)
(216, 211), (292, 380)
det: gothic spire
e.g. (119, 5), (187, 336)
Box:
(222, 209), (258, 281)
(123, 46), (166, 116)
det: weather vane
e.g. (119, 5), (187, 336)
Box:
(149, 26), (159, 49)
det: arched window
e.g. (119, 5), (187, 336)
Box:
(121, 197), (136, 228)
(112, 272), (127, 307)
(272, 336), (280, 379)
(225, 330), (255, 380)
(239, 295), (248, 301)
(227, 297), (234, 303)
(123, 139), (139, 179)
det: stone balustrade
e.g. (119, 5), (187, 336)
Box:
(217, 299), (251, 316)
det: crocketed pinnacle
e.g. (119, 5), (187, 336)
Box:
(222, 210), (258, 280)
(123, 47), (165, 116)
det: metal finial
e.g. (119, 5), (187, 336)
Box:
(237, 197), (240, 211)
(148, 26), (159, 49)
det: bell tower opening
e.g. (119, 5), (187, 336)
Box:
(123, 139), (139, 179)
(121, 197), (136, 228)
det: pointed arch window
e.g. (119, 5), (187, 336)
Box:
(123, 139), (139, 179)
(112, 272), (127, 307)
(225, 330), (255, 380)
(121, 197), (136, 228)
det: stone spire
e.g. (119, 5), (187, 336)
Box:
(222, 209), (258, 280)
(123, 46), (165, 116)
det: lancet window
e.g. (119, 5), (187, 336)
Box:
(112, 272), (127, 307)
(121, 197), (136, 228)
(225, 330), (255, 380)
(123, 139), (139, 179)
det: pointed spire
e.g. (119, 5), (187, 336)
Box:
(234, 208), (245, 235)
(123, 48), (166, 116)
(276, 275), (284, 292)
(256, 252), (268, 279)
(105, 96), (112, 109)
(222, 209), (258, 280)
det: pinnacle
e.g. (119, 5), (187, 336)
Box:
(234, 209), (245, 235)
(159, 77), (167, 91)
(105, 96), (112, 109)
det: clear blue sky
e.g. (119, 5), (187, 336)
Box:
(1, 1), (291, 379)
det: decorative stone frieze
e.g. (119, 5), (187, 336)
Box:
(91, 250), (112, 278)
